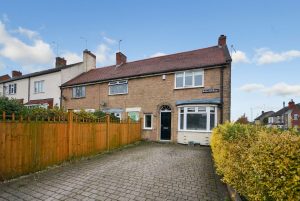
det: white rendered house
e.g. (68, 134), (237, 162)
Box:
(0, 50), (96, 108)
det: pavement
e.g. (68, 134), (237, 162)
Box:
(0, 142), (228, 201)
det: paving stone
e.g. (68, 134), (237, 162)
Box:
(0, 143), (228, 201)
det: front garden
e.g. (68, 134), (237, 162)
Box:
(211, 123), (300, 200)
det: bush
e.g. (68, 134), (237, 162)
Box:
(0, 97), (24, 116)
(211, 123), (300, 201)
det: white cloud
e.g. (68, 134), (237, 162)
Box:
(0, 20), (54, 72)
(239, 83), (265, 92)
(61, 52), (82, 64)
(254, 48), (300, 65)
(240, 82), (300, 97)
(103, 36), (117, 45)
(263, 82), (300, 97)
(232, 50), (249, 64)
(16, 27), (39, 39)
(95, 43), (115, 65)
(150, 52), (166, 58)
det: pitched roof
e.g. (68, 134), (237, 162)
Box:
(0, 62), (83, 84)
(270, 107), (290, 117)
(254, 111), (274, 121)
(62, 45), (231, 87)
(24, 98), (54, 108)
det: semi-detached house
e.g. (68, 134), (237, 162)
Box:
(0, 50), (96, 108)
(61, 35), (232, 145)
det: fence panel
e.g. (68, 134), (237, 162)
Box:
(0, 111), (142, 181)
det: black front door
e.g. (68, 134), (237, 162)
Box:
(161, 112), (171, 140)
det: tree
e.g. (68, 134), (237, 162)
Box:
(235, 114), (250, 124)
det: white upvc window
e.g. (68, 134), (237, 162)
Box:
(175, 70), (204, 89)
(72, 86), (86, 98)
(294, 114), (299, 120)
(178, 105), (217, 132)
(8, 83), (17, 94)
(109, 80), (128, 95)
(34, 80), (44, 93)
(144, 114), (153, 130)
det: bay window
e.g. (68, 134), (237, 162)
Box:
(178, 106), (217, 132)
(175, 70), (204, 89)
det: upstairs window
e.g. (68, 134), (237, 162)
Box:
(34, 80), (44, 93)
(8, 83), (17, 94)
(175, 70), (204, 89)
(109, 80), (128, 95)
(72, 86), (86, 98)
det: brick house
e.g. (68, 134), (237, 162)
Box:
(61, 35), (231, 145)
(268, 100), (300, 130)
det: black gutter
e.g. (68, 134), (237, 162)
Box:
(28, 77), (31, 103)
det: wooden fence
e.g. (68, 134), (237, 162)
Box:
(0, 111), (142, 181)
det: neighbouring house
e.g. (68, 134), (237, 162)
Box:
(61, 35), (231, 145)
(254, 111), (274, 125)
(268, 100), (300, 130)
(0, 50), (96, 108)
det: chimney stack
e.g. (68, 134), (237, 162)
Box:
(12, 70), (22, 78)
(218, 35), (226, 47)
(55, 57), (67, 68)
(83, 49), (96, 72)
(288, 99), (295, 109)
(116, 52), (127, 66)
(283, 101), (286, 108)
(0, 74), (11, 81)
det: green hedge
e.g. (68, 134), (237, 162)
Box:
(211, 123), (300, 201)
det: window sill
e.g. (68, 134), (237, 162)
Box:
(178, 130), (212, 133)
(143, 128), (153, 130)
(71, 97), (86, 99)
(174, 86), (204, 90)
(108, 93), (128, 96)
(34, 92), (45, 94)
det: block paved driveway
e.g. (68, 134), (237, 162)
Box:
(0, 142), (228, 201)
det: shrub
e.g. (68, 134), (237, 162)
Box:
(211, 123), (300, 201)
(0, 97), (24, 116)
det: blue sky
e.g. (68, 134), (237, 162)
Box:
(0, 0), (300, 120)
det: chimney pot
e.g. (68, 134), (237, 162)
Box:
(116, 52), (127, 66)
(55, 57), (67, 68)
(218, 34), (227, 47)
(12, 70), (22, 78)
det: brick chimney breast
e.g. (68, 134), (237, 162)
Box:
(116, 52), (127, 66)
(288, 99), (295, 109)
(218, 35), (226, 47)
(55, 57), (67, 68)
(12, 70), (22, 78)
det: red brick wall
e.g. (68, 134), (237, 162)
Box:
(62, 66), (231, 141)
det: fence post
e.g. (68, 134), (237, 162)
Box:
(67, 110), (74, 158)
(106, 114), (110, 151)
(139, 117), (143, 140)
(2, 111), (5, 122)
(12, 113), (15, 121)
(127, 117), (131, 143)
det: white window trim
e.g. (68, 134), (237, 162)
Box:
(143, 114), (153, 130)
(72, 86), (86, 98)
(8, 83), (17, 95)
(34, 80), (45, 94)
(108, 80), (128, 95)
(177, 105), (217, 132)
(174, 70), (204, 89)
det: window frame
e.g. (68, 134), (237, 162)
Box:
(34, 80), (45, 94)
(72, 86), (86, 98)
(178, 105), (217, 132)
(108, 80), (128, 95)
(8, 83), (17, 95)
(143, 114), (153, 130)
(174, 70), (204, 89)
